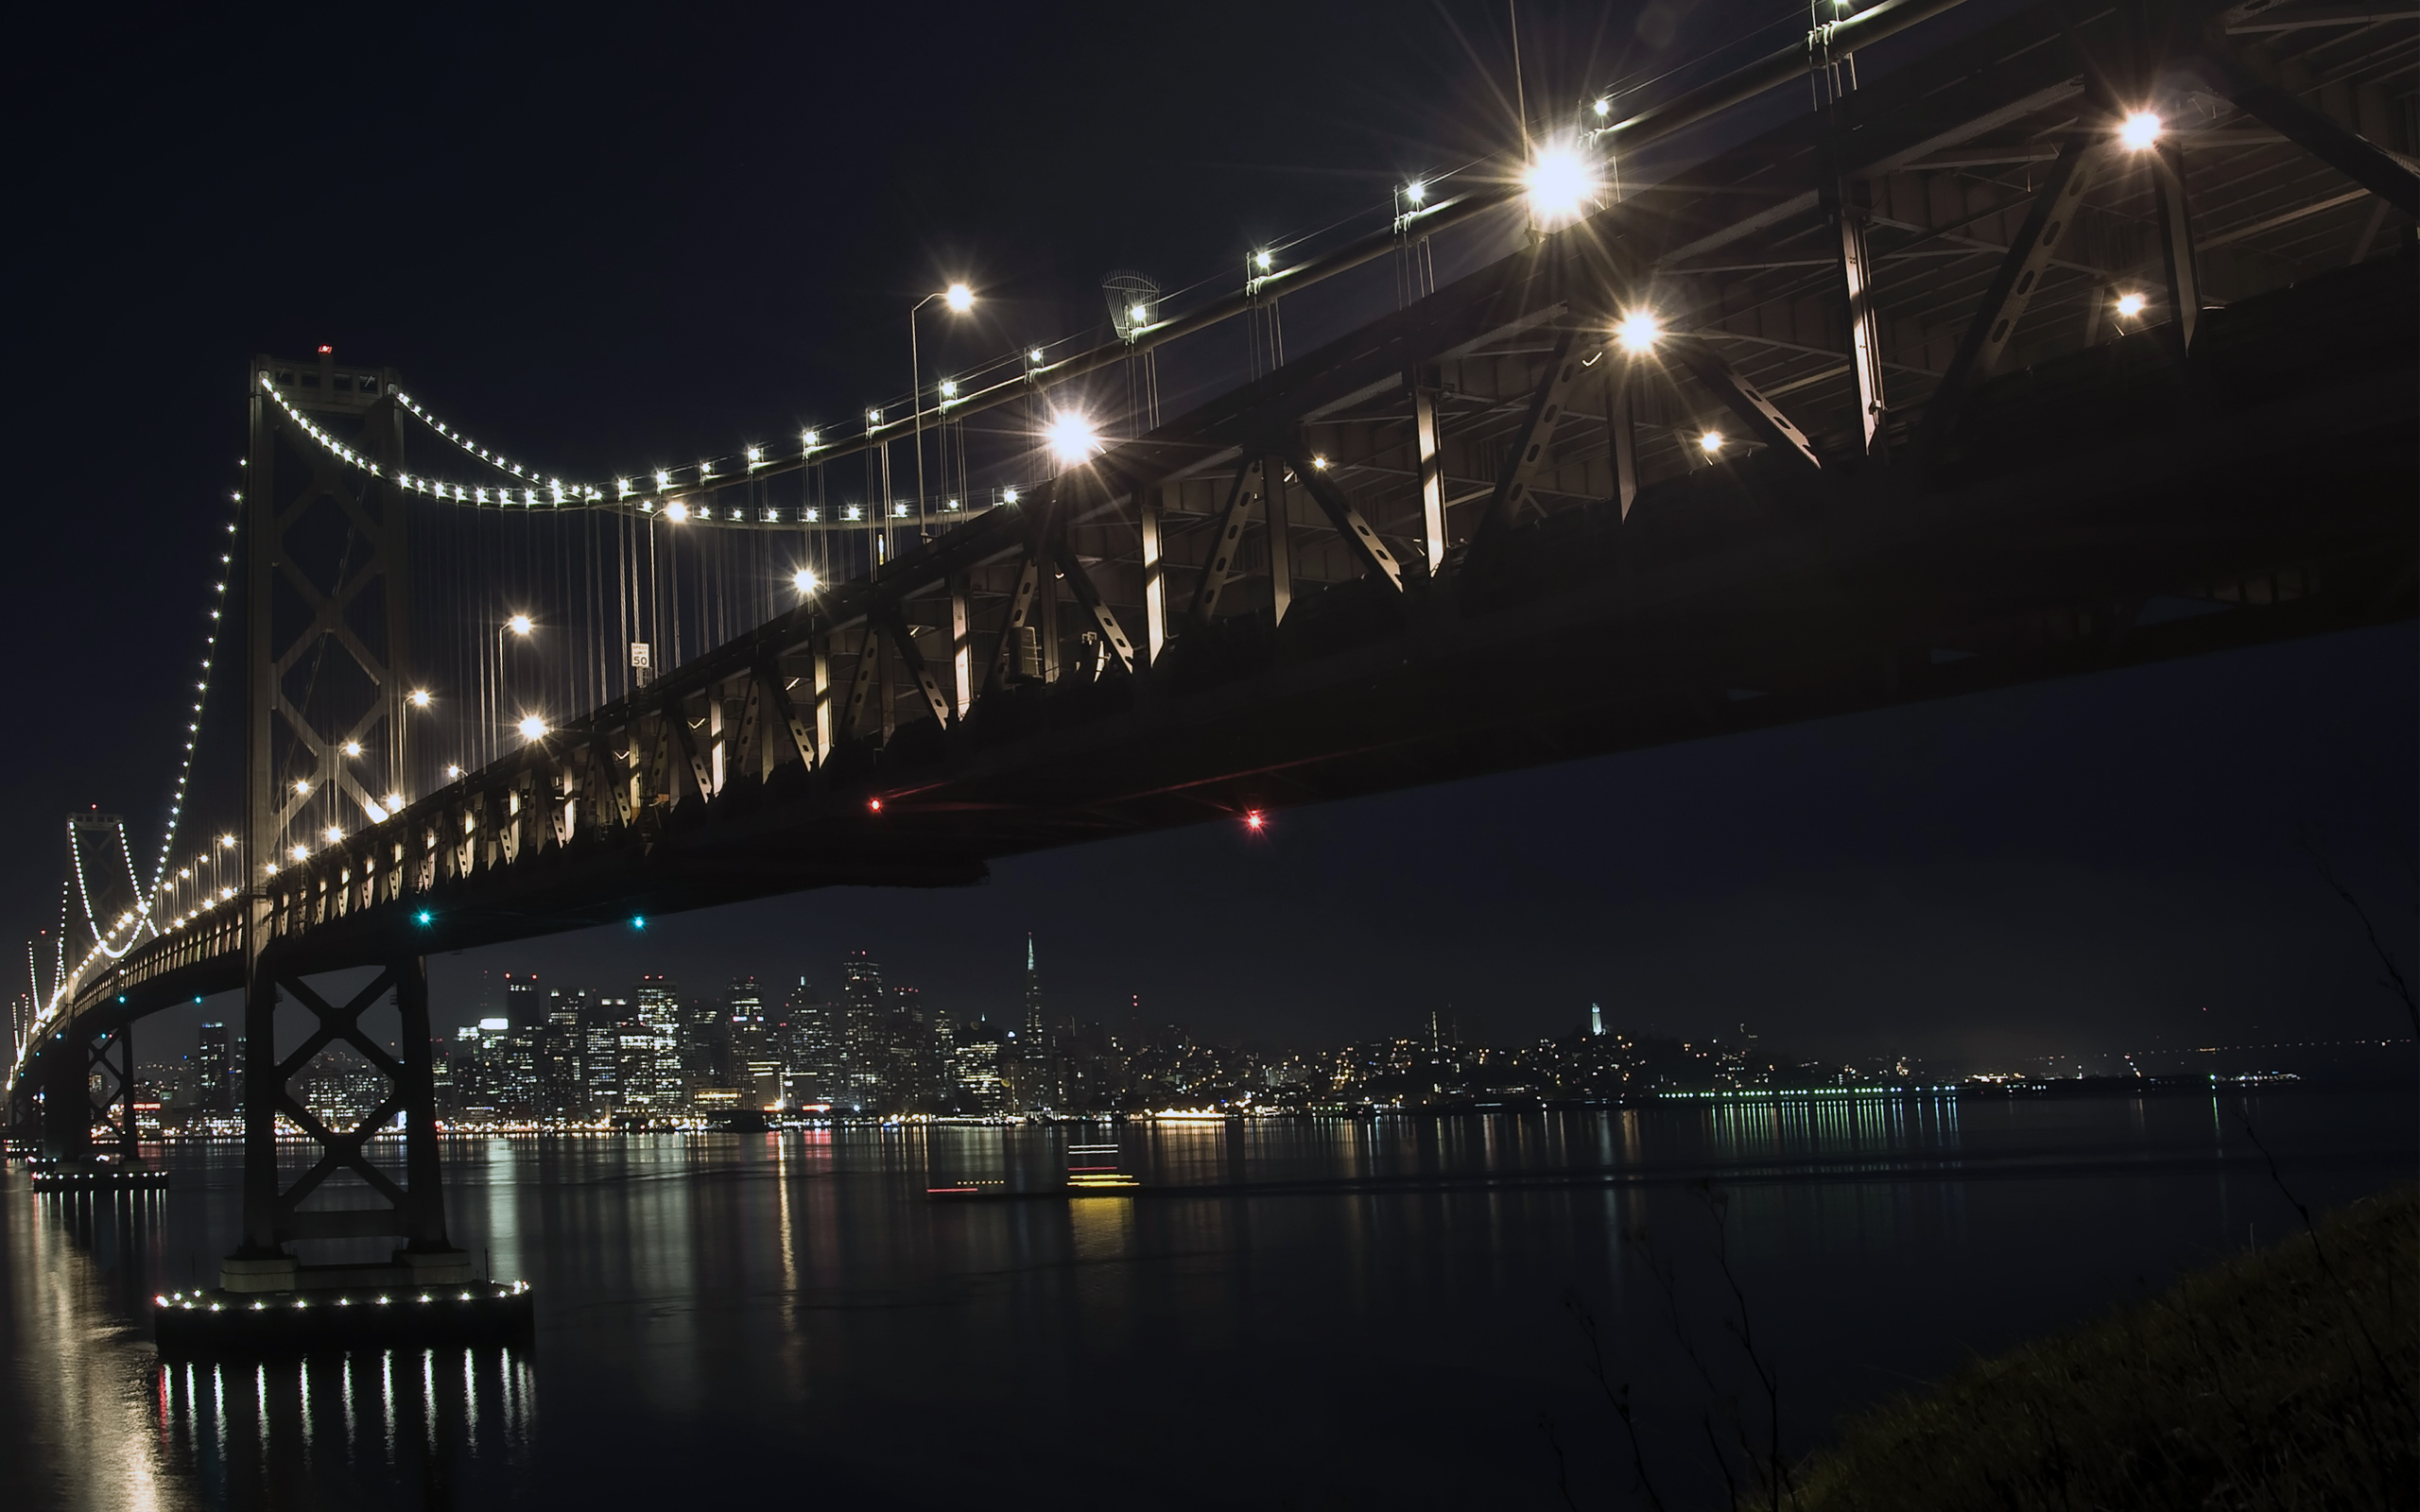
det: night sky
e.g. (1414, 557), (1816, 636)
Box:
(7, 2), (2411, 1063)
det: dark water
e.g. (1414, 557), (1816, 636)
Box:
(5, 1086), (2411, 1510)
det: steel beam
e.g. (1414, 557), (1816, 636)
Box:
(1281, 453), (1406, 593)
(2189, 45), (2420, 221)
(949, 576), (974, 718)
(842, 627), (885, 740)
(2152, 140), (2203, 353)
(1606, 369), (1640, 517)
(1139, 486), (1168, 662)
(984, 551), (1045, 691)
(1189, 458), (1267, 627)
(1265, 465), (1294, 625)
(760, 662), (820, 770)
(1471, 329), (1587, 546)
(1052, 539), (1139, 676)
(875, 606), (956, 728)
(1832, 179), (1890, 458)
(1409, 372), (1447, 569)
(1919, 137), (2107, 455)
(1667, 338), (1824, 470)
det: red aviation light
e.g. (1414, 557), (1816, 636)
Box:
(1243, 810), (1266, 832)
(867, 797), (884, 814)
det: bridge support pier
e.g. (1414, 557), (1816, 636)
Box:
(220, 954), (469, 1296)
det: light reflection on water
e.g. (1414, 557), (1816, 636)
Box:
(147, 1349), (533, 1507)
(3, 1087), (2411, 1510)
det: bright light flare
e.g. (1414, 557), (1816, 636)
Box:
(2118, 111), (2164, 151)
(1243, 809), (1267, 832)
(322, 827), (343, 844)
(507, 613), (533, 635)
(1523, 141), (1599, 225)
(943, 283), (974, 314)
(341, 740), (361, 757)
(1699, 431), (1725, 454)
(517, 715), (550, 742)
(1045, 410), (1102, 468)
(1616, 311), (1663, 353)
(409, 689), (432, 708)
(867, 797), (884, 814)
(1404, 180), (1426, 206)
(793, 568), (820, 593)
(2115, 291), (2148, 318)
(663, 500), (689, 523)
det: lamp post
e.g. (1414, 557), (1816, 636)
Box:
(911, 284), (975, 538)
(497, 616), (532, 767)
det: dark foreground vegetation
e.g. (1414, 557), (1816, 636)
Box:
(1788, 1188), (2417, 1511)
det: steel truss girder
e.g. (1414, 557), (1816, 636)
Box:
(874, 604), (957, 727)
(1189, 458), (1268, 627)
(1274, 447), (1406, 593)
(1472, 328), (1590, 546)
(1667, 337), (1825, 470)
(2188, 43), (2420, 223)
(1052, 537), (1139, 675)
(1918, 137), (2108, 454)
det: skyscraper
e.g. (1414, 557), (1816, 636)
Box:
(782, 976), (840, 1106)
(840, 952), (886, 1109)
(1023, 934), (1044, 1049)
(539, 989), (585, 1118)
(196, 1021), (233, 1113)
(583, 995), (629, 1111)
(728, 977), (783, 1108)
(1016, 935), (1053, 1111)
(634, 976), (683, 1108)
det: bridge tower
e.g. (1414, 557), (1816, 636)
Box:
(222, 351), (466, 1294)
(35, 814), (147, 1164)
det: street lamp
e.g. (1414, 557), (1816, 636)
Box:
(497, 615), (534, 767)
(912, 284), (977, 538)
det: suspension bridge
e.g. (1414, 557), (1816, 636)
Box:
(6, 0), (2413, 1332)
